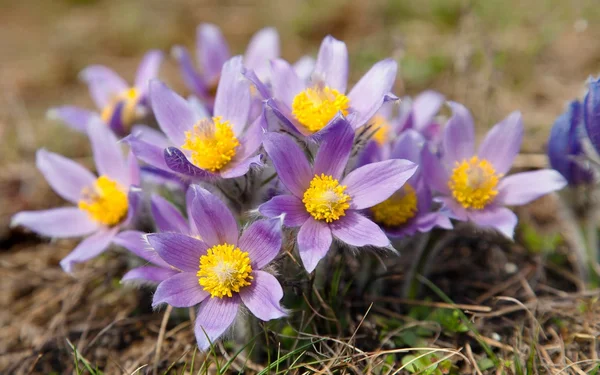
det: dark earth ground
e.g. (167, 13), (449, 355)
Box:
(1, 0), (600, 373)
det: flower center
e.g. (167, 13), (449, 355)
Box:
(78, 176), (128, 226)
(101, 87), (140, 126)
(302, 174), (351, 222)
(181, 116), (240, 172)
(291, 86), (350, 133)
(371, 115), (391, 146)
(448, 156), (501, 210)
(197, 243), (253, 298)
(370, 184), (418, 227)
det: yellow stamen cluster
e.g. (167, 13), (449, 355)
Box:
(449, 156), (501, 210)
(371, 115), (391, 145)
(292, 86), (350, 133)
(181, 116), (240, 172)
(101, 87), (140, 126)
(78, 176), (128, 226)
(303, 174), (351, 222)
(370, 184), (418, 227)
(197, 244), (253, 298)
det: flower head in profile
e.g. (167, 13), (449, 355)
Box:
(548, 100), (595, 186)
(362, 130), (452, 237)
(114, 187), (202, 284)
(266, 35), (397, 137)
(259, 117), (417, 272)
(583, 76), (600, 156)
(128, 56), (263, 180)
(49, 50), (163, 136)
(423, 102), (567, 238)
(12, 121), (141, 272)
(147, 186), (286, 350)
(172, 24), (280, 106)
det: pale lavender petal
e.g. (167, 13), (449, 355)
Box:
(150, 80), (195, 146)
(172, 46), (206, 97)
(151, 195), (189, 234)
(244, 27), (280, 82)
(264, 99), (308, 136)
(496, 170), (567, 206)
(80, 65), (128, 109)
(195, 295), (240, 351)
(412, 90), (445, 131)
(60, 227), (118, 272)
(146, 233), (209, 272)
(443, 102), (475, 165)
(134, 50), (164, 93)
(390, 129), (424, 162)
(468, 206), (518, 239)
(421, 147), (450, 195)
(263, 132), (312, 197)
(47, 106), (98, 133)
(343, 159), (417, 210)
(128, 150), (140, 186)
(477, 111), (523, 175)
(189, 186), (239, 246)
(242, 68), (272, 99)
(258, 195), (310, 227)
(12, 208), (98, 238)
(313, 115), (354, 179)
(114, 230), (170, 267)
(347, 59), (397, 129)
(123, 188), (142, 227)
(293, 56), (315, 81)
(153, 272), (208, 308)
(197, 23), (231, 83)
(297, 219), (332, 273)
(314, 35), (348, 92)
(87, 120), (128, 186)
(187, 95), (211, 120)
(122, 266), (178, 283)
(234, 111), (265, 162)
(270, 58), (305, 109)
(239, 270), (286, 320)
(213, 56), (251, 135)
(239, 218), (283, 269)
(219, 154), (263, 179)
(36, 149), (96, 204)
(330, 211), (389, 247)
(124, 134), (169, 171)
(164, 147), (213, 178)
(356, 141), (383, 168)
(412, 212), (453, 233)
(436, 196), (468, 221)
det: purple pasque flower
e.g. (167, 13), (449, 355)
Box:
(396, 90), (445, 144)
(129, 56), (263, 180)
(172, 24), (279, 106)
(258, 116), (417, 272)
(363, 130), (452, 238)
(584, 76), (600, 155)
(147, 185), (286, 350)
(548, 100), (595, 186)
(48, 50), (163, 136)
(422, 102), (567, 238)
(114, 188), (200, 283)
(266, 35), (397, 138)
(12, 121), (142, 272)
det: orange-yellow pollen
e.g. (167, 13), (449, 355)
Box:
(291, 86), (350, 133)
(78, 176), (128, 226)
(448, 156), (501, 210)
(302, 174), (351, 222)
(371, 184), (418, 227)
(101, 87), (141, 127)
(197, 243), (253, 298)
(181, 116), (239, 172)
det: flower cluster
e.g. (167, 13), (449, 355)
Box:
(13, 24), (568, 350)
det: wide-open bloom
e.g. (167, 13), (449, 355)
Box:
(127, 56), (263, 180)
(258, 117), (417, 272)
(172, 24), (279, 105)
(147, 186), (286, 350)
(548, 100), (595, 186)
(266, 35), (397, 137)
(49, 50), (163, 136)
(114, 188), (200, 283)
(12, 122), (141, 272)
(423, 102), (567, 238)
(365, 130), (452, 237)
